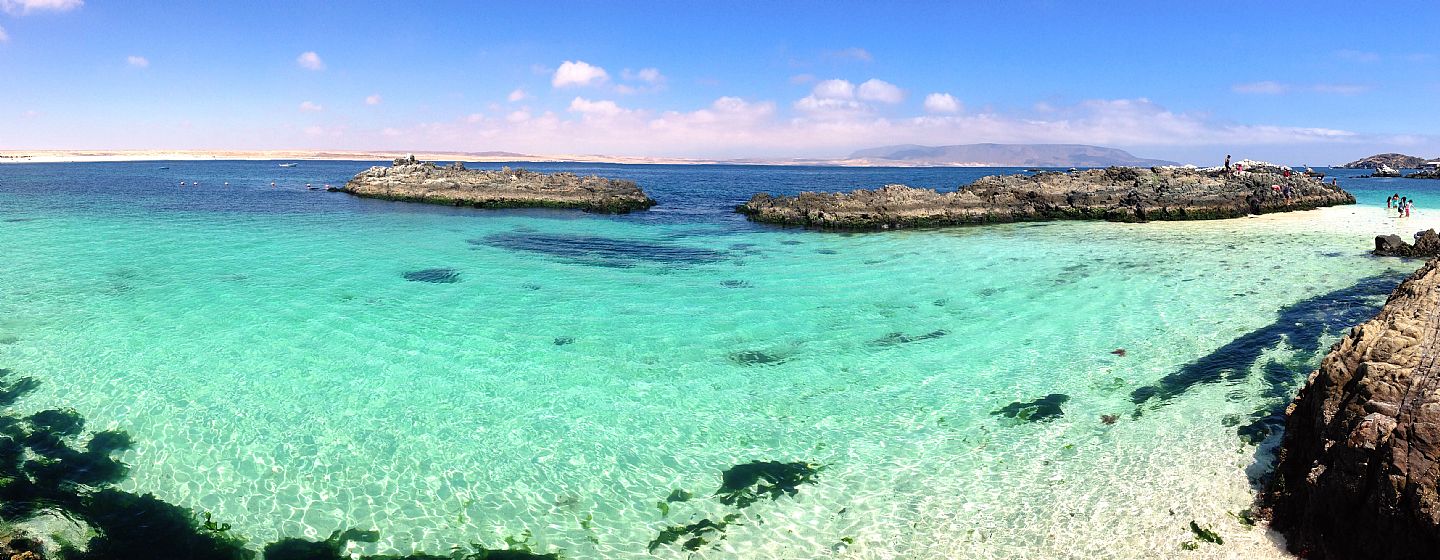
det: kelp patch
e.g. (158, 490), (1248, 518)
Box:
(648, 515), (739, 553)
(992, 393), (1070, 423)
(402, 268), (462, 283)
(716, 460), (821, 509)
(0, 365), (561, 560)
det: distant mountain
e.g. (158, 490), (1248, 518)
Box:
(1341, 153), (1435, 169)
(847, 143), (1177, 167)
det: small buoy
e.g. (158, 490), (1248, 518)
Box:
(224, 182), (229, 186)
(178, 181), (184, 186)
(271, 182), (276, 187)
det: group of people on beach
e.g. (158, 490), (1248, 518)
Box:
(1388, 193), (1415, 218)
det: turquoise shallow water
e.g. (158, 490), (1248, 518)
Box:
(0, 162), (1434, 558)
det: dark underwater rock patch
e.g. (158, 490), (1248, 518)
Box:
(553, 336), (574, 346)
(871, 329), (949, 346)
(402, 268), (461, 283)
(719, 279), (751, 288)
(1130, 273), (1403, 406)
(476, 232), (725, 268)
(715, 460), (821, 509)
(728, 350), (789, 366)
(992, 393), (1070, 422)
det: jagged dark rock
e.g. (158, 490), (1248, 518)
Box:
(1404, 169), (1440, 179)
(737, 166), (1355, 230)
(1369, 165), (1402, 178)
(1374, 229), (1440, 258)
(1262, 259), (1440, 559)
(339, 157), (656, 213)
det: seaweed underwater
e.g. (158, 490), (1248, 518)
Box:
(0, 366), (560, 560)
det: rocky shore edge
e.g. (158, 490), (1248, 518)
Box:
(338, 156), (657, 214)
(737, 164), (1355, 230)
(1261, 258), (1440, 559)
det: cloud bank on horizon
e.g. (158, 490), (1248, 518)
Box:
(1, 0), (1438, 163)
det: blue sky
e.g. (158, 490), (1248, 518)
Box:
(1, 0), (1438, 163)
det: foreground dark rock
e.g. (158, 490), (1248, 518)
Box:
(339, 155), (656, 213)
(1375, 229), (1440, 258)
(1263, 259), (1440, 559)
(738, 166), (1355, 230)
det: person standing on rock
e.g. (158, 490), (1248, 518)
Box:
(1224, 154), (1231, 171)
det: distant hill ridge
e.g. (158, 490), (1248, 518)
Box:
(1340, 153), (1439, 169)
(847, 143), (1177, 167)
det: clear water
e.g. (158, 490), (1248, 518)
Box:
(0, 162), (1432, 558)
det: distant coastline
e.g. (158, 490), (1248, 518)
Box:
(0, 148), (1175, 168)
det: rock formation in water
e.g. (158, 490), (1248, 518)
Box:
(1375, 229), (1440, 258)
(1342, 153), (1431, 170)
(737, 166), (1355, 230)
(1404, 169), (1440, 179)
(338, 155), (657, 213)
(1263, 259), (1440, 559)
(1370, 165), (1402, 178)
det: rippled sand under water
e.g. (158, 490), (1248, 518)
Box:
(0, 164), (1427, 559)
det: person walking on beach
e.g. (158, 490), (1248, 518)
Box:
(1388, 193), (1396, 209)
(1407, 199), (1415, 218)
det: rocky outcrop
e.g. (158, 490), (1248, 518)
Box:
(1376, 229), (1440, 258)
(1404, 169), (1440, 179)
(737, 166), (1355, 230)
(1370, 165), (1402, 178)
(1263, 259), (1440, 559)
(339, 155), (657, 213)
(1343, 153), (1431, 169)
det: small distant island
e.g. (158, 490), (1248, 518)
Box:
(1341, 153), (1438, 169)
(738, 163), (1354, 230)
(338, 155), (657, 213)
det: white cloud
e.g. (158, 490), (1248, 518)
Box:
(298, 101), (323, 112)
(0, 25), (8, 43)
(274, 94), (1387, 163)
(811, 79), (856, 99)
(552, 60), (609, 88)
(923, 92), (961, 113)
(296, 51), (324, 71)
(466, 113), (484, 124)
(365, 94), (382, 105)
(126, 55), (149, 68)
(789, 73), (816, 85)
(857, 79), (904, 103)
(507, 88), (527, 102)
(0, 0), (82, 15)
(568, 97), (625, 118)
(795, 79), (867, 114)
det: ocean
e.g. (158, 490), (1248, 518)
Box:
(0, 161), (1429, 558)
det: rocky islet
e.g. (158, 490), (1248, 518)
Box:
(737, 165), (1355, 230)
(337, 156), (657, 214)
